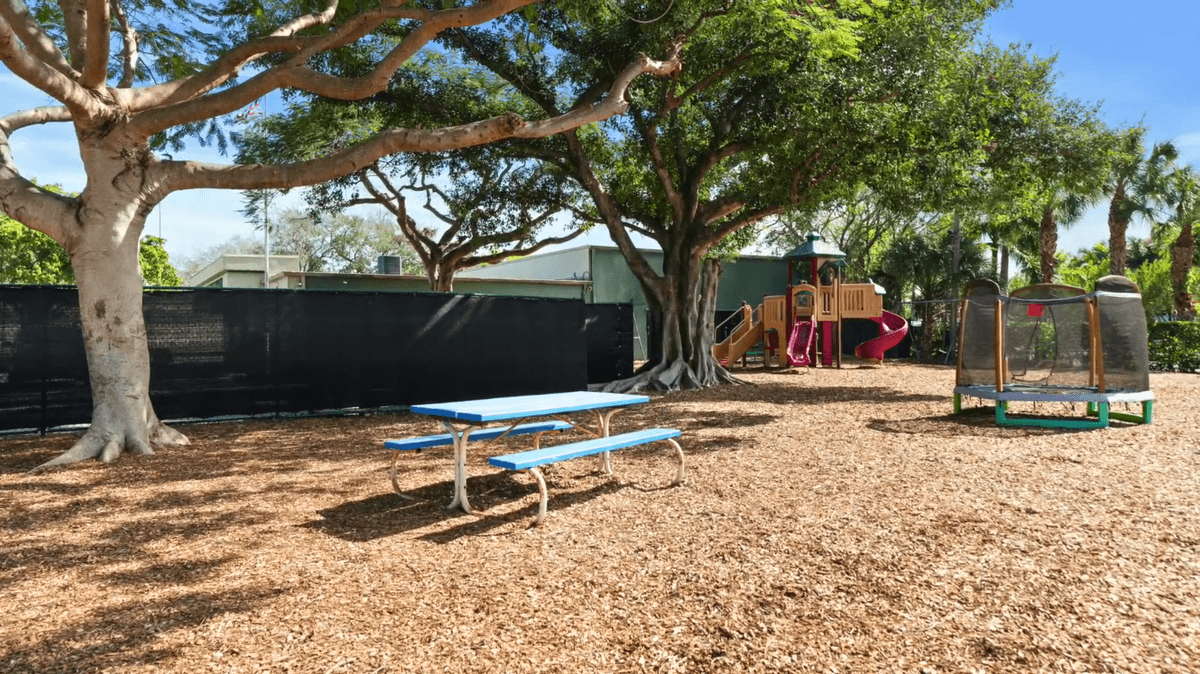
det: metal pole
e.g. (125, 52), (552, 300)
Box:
(263, 193), (271, 289)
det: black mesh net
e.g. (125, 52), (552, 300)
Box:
(1005, 285), (1091, 389)
(956, 279), (1151, 394)
(0, 286), (629, 433)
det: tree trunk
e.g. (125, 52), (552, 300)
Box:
(1039, 206), (1057, 284)
(35, 187), (188, 470)
(432, 259), (454, 292)
(1171, 220), (1195, 320)
(1108, 185), (1129, 276)
(601, 252), (736, 392)
(1000, 245), (1010, 292)
(946, 214), (961, 365)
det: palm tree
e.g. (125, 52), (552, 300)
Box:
(1036, 190), (1096, 284)
(1157, 165), (1200, 319)
(1104, 128), (1177, 275)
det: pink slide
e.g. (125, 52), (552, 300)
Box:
(854, 310), (909, 363)
(786, 316), (817, 367)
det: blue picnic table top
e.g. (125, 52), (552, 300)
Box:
(410, 391), (650, 423)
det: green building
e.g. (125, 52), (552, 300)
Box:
(459, 246), (789, 358)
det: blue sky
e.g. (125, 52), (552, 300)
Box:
(984, 0), (1200, 253)
(2, 0), (1198, 268)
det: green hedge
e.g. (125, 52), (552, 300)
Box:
(1148, 322), (1200, 373)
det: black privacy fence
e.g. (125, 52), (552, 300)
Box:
(0, 286), (634, 434)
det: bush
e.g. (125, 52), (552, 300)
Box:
(1148, 322), (1200, 373)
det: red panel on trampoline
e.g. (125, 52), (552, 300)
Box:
(1027, 303), (1044, 317)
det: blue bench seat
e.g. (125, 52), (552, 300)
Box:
(488, 428), (685, 526)
(383, 420), (573, 452)
(384, 420), (574, 495)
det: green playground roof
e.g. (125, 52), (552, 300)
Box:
(784, 232), (846, 261)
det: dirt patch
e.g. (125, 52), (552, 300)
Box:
(1, 363), (1197, 673)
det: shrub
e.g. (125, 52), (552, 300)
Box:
(1148, 321), (1200, 373)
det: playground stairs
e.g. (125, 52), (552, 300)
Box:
(715, 320), (763, 366)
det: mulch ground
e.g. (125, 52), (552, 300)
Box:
(1, 363), (1197, 674)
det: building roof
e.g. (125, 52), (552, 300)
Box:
(186, 254), (301, 287)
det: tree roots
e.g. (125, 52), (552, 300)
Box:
(596, 356), (744, 393)
(31, 420), (189, 473)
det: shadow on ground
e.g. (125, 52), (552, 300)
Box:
(303, 472), (630, 543)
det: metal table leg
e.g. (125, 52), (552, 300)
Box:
(444, 422), (476, 513)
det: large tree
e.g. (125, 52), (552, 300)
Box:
(445, 0), (1002, 390)
(0, 0), (679, 469)
(347, 152), (587, 291)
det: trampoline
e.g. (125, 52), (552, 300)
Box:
(952, 276), (1154, 429)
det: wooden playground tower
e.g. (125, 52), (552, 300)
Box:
(714, 233), (901, 368)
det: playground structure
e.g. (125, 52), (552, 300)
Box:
(953, 276), (1154, 429)
(713, 233), (909, 368)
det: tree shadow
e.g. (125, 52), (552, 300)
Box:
(685, 434), (746, 453)
(674, 412), (781, 433)
(0, 586), (283, 673)
(659, 383), (948, 407)
(0, 487), (271, 594)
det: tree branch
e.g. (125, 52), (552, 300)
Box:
(563, 129), (664, 304)
(358, 166), (442, 252)
(0, 0), (76, 78)
(458, 226), (587, 268)
(111, 0), (137, 88)
(665, 47), (756, 114)
(686, 140), (749, 217)
(78, 0), (109, 88)
(59, 0), (87, 70)
(512, 50), (681, 138)
(698, 203), (778, 254)
(160, 48), (681, 194)
(0, 15), (93, 112)
(129, 0), (539, 135)
(639, 112), (685, 224)
(446, 27), (561, 116)
(0, 107), (79, 241)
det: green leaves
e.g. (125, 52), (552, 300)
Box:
(0, 218), (183, 286)
(139, 237), (184, 286)
(0, 217), (74, 284)
(1148, 321), (1200, 372)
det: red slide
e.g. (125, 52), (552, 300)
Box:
(854, 311), (909, 363)
(786, 316), (817, 367)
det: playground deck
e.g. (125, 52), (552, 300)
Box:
(1, 363), (1196, 673)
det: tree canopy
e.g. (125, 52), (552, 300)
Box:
(0, 0), (682, 469)
(431, 0), (1008, 389)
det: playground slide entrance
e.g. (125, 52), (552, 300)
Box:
(786, 316), (817, 367)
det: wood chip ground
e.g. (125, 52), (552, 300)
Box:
(1, 363), (1197, 673)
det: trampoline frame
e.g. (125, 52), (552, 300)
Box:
(953, 384), (1154, 429)
(952, 281), (1154, 430)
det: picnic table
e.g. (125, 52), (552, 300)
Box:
(386, 391), (684, 524)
